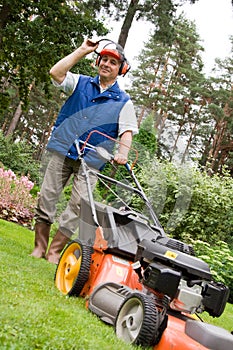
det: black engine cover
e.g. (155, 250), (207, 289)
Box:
(202, 281), (230, 317)
(136, 238), (212, 280)
(143, 261), (181, 298)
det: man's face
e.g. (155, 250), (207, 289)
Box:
(98, 55), (121, 81)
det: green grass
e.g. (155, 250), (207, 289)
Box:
(0, 219), (232, 350)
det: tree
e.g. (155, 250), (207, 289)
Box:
(5, 84), (64, 161)
(85, 1), (213, 48)
(86, 0), (185, 48)
(1, 0), (232, 173)
(129, 15), (233, 173)
(0, 0), (108, 108)
(196, 36), (233, 174)
(129, 15), (210, 162)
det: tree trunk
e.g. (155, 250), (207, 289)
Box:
(0, 3), (12, 46)
(181, 122), (197, 163)
(118, 0), (140, 48)
(208, 99), (233, 172)
(35, 111), (57, 161)
(137, 106), (145, 128)
(0, 3), (11, 29)
(207, 118), (227, 172)
(170, 122), (183, 161)
(5, 101), (23, 136)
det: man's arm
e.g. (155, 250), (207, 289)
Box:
(50, 39), (98, 84)
(114, 130), (133, 165)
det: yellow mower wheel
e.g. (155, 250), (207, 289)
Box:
(55, 240), (92, 296)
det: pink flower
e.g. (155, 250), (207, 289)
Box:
(0, 167), (36, 226)
(6, 169), (16, 180)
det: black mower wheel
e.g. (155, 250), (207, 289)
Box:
(115, 292), (161, 347)
(55, 240), (92, 297)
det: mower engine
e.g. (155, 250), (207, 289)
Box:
(136, 237), (229, 317)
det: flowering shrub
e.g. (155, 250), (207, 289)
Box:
(0, 168), (36, 226)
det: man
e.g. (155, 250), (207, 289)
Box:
(30, 38), (138, 264)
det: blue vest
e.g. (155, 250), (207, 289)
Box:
(47, 75), (130, 169)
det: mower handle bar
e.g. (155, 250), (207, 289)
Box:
(78, 130), (138, 169)
(76, 134), (163, 231)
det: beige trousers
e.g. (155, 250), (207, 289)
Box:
(35, 153), (97, 237)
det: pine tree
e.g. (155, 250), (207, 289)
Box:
(129, 15), (209, 162)
(200, 43), (233, 174)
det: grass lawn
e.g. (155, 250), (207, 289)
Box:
(0, 219), (232, 349)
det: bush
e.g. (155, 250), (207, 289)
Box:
(189, 238), (233, 303)
(0, 167), (36, 227)
(137, 157), (233, 247)
(0, 131), (40, 184)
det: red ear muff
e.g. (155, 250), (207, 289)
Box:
(119, 60), (131, 76)
(96, 54), (131, 76)
(95, 54), (101, 67)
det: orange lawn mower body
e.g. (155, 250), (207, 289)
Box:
(55, 132), (232, 349)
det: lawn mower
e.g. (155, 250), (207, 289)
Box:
(55, 131), (233, 349)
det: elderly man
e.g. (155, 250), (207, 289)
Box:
(31, 38), (138, 264)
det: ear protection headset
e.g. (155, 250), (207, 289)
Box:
(95, 39), (131, 76)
